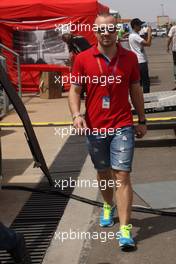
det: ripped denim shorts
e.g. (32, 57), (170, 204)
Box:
(86, 126), (135, 172)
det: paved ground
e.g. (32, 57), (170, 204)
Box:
(0, 37), (176, 264)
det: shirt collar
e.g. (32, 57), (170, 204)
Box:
(92, 42), (127, 57)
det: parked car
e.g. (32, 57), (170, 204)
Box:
(156, 28), (167, 37)
(152, 28), (157, 37)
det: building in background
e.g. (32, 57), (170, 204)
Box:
(157, 16), (170, 27)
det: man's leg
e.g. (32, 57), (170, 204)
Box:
(114, 171), (135, 249)
(139, 62), (150, 93)
(172, 51), (176, 82)
(97, 169), (114, 206)
(110, 127), (134, 224)
(112, 171), (133, 226)
(110, 126), (135, 248)
(86, 135), (115, 227)
(86, 135), (112, 201)
(97, 169), (116, 227)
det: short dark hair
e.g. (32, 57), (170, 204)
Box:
(97, 13), (116, 20)
(131, 18), (145, 29)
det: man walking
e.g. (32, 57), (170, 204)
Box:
(129, 18), (152, 93)
(68, 14), (147, 250)
(167, 23), (176, 84)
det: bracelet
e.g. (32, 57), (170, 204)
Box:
(138, 119), (147, 125)
(72, 113), (83, 121)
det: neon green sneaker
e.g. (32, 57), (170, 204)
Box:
(116, 224), (135, 249)
(99, 202), (115, 227)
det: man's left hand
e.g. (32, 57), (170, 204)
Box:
(135, 124), (147, 138)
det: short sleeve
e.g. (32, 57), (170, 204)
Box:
(134, 34), (144, 44)
(168, 27), (174, 38)
(71, 54), (84, 85)
(130, 53), (140, 84)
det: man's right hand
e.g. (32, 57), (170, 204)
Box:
(73, 116), (88, 130)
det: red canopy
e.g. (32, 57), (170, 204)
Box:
(0, 0), (108, 20)
(0, 0), (109, 93)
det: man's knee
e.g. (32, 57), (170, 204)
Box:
(113, 170), (131, 185)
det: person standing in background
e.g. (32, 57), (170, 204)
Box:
(129, 18), (152, 93)
(62, 32), (91, 99)
(62, 32), (91, 65)
(167, 23), (176, 85)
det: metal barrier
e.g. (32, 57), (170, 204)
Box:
(0, 43), (22, 118)
(0, 56), (10, 118)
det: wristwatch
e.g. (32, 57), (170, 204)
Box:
(72, 113), (83, 121)
(138, 119), (147, 125)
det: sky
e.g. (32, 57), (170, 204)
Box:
(100, 0), (176, 22)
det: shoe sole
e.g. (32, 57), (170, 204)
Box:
(119, 242), (136, 251)
(119, 243), (135, 248)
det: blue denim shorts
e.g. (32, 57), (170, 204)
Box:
(86, 126), (135, 172)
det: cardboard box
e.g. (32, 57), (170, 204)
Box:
(40, 71), (62, 99)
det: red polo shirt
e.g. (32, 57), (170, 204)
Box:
(72, 43), (140, 130)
